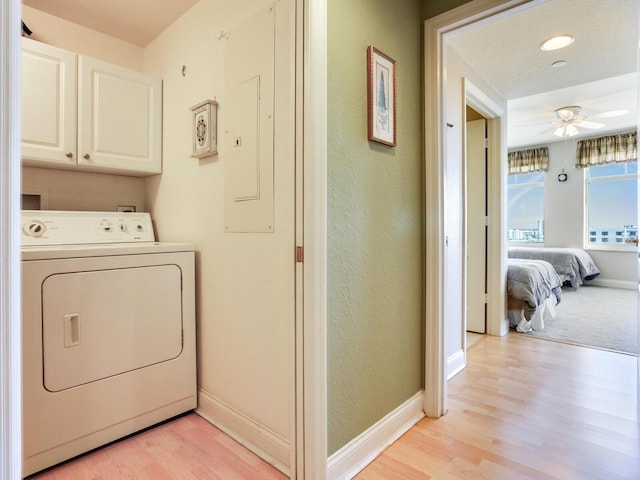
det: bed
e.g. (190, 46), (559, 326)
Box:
(507, 258), (563, 332)
(507, 246), (600, 290)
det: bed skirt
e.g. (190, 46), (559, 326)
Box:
(507, 295), (558, 333)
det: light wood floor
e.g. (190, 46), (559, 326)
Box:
(356, 333), (640, 480)
(27, 413), (287, 480)
(27, 333), (640, 479)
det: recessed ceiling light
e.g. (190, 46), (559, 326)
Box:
(540, 34), (575, 51)
(552, 60), (567, 68)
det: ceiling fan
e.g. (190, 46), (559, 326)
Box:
(547, 105), (628, 137)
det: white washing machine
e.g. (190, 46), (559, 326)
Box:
(21, 210), (196, 476)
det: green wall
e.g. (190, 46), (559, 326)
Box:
(327, 0), (424, 455)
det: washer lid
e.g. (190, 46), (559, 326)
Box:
(21, 242), (194, 260)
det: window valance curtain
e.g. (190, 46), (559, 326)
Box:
(507, 147), (549, 175)
(575, 131), (637, 168)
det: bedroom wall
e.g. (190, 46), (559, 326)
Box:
(541, 139), (636, 288)
(327, 0), (424, 456)
(20, 7), (147, 213)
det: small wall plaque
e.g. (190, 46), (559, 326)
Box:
(190, 99), (218, 158)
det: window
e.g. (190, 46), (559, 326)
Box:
(586, 162), (637, 247)
(507, 171), (545, 243)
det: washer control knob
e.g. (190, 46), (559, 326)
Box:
(119, 224), (127, 232)
(136, 224), (144, 231)
(23, 221), (46, 237)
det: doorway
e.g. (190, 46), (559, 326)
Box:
(425, 0), (639, 417)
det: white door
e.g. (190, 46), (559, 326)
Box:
(466, 118), (487, 333)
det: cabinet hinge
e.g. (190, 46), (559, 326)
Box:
(484, 293), (488, 304)
(296, 246), (304, 263)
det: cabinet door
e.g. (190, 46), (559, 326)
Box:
(78, 56), (162, 175)
(21, 38), (77, 167)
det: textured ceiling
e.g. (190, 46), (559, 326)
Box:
(21, 0), (199, 47)
(447, 0), (639, 148)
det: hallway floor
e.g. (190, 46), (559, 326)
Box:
(356, 333), (640, 479)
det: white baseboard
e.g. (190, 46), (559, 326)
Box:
(447, 348), (465, 380)
(196, 388), (290, 476)
(499, 317), (509, 336)
(327, 391), (425, 480)
(585, 278), (636, 290)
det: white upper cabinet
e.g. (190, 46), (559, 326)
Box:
(77, 56), (162, 175)
(21, 38), (77, 167)
(21, 38), (162, 176)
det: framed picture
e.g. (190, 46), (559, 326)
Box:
(367, 46), (396, 146)
(190, 99), (218, 158)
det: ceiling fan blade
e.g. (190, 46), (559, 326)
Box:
(537, 125), (556, 135)
(578, 120), (605, 129)
(587, 109), (629, 119)
(513, 119), (555, 127)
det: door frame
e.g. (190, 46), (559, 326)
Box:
(0, 0), (23, 477)
(464, 78), (506, 338)
(424, 0), (534, 417)
(299, 0), (328, 478)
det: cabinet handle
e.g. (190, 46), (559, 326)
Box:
(65, 152), (73, 158)
(83, 154), (90, 160)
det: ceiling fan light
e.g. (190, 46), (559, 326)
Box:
(553, 127), (565, 137)
(565, 124), (579, 136)
(540, 34), (575, 51)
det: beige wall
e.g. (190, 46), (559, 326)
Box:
(21, 6), (143, 70)
(143, 0), (296, 471)
(22, 167), (145, 211)
(20, 7), (146, 212)
(327, 0), (424, 455)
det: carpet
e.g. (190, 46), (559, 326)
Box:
(523, 285), (638, 354)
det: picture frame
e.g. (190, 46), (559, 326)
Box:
(190, 99), (218, 158)
(367, 46), (396, 146)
